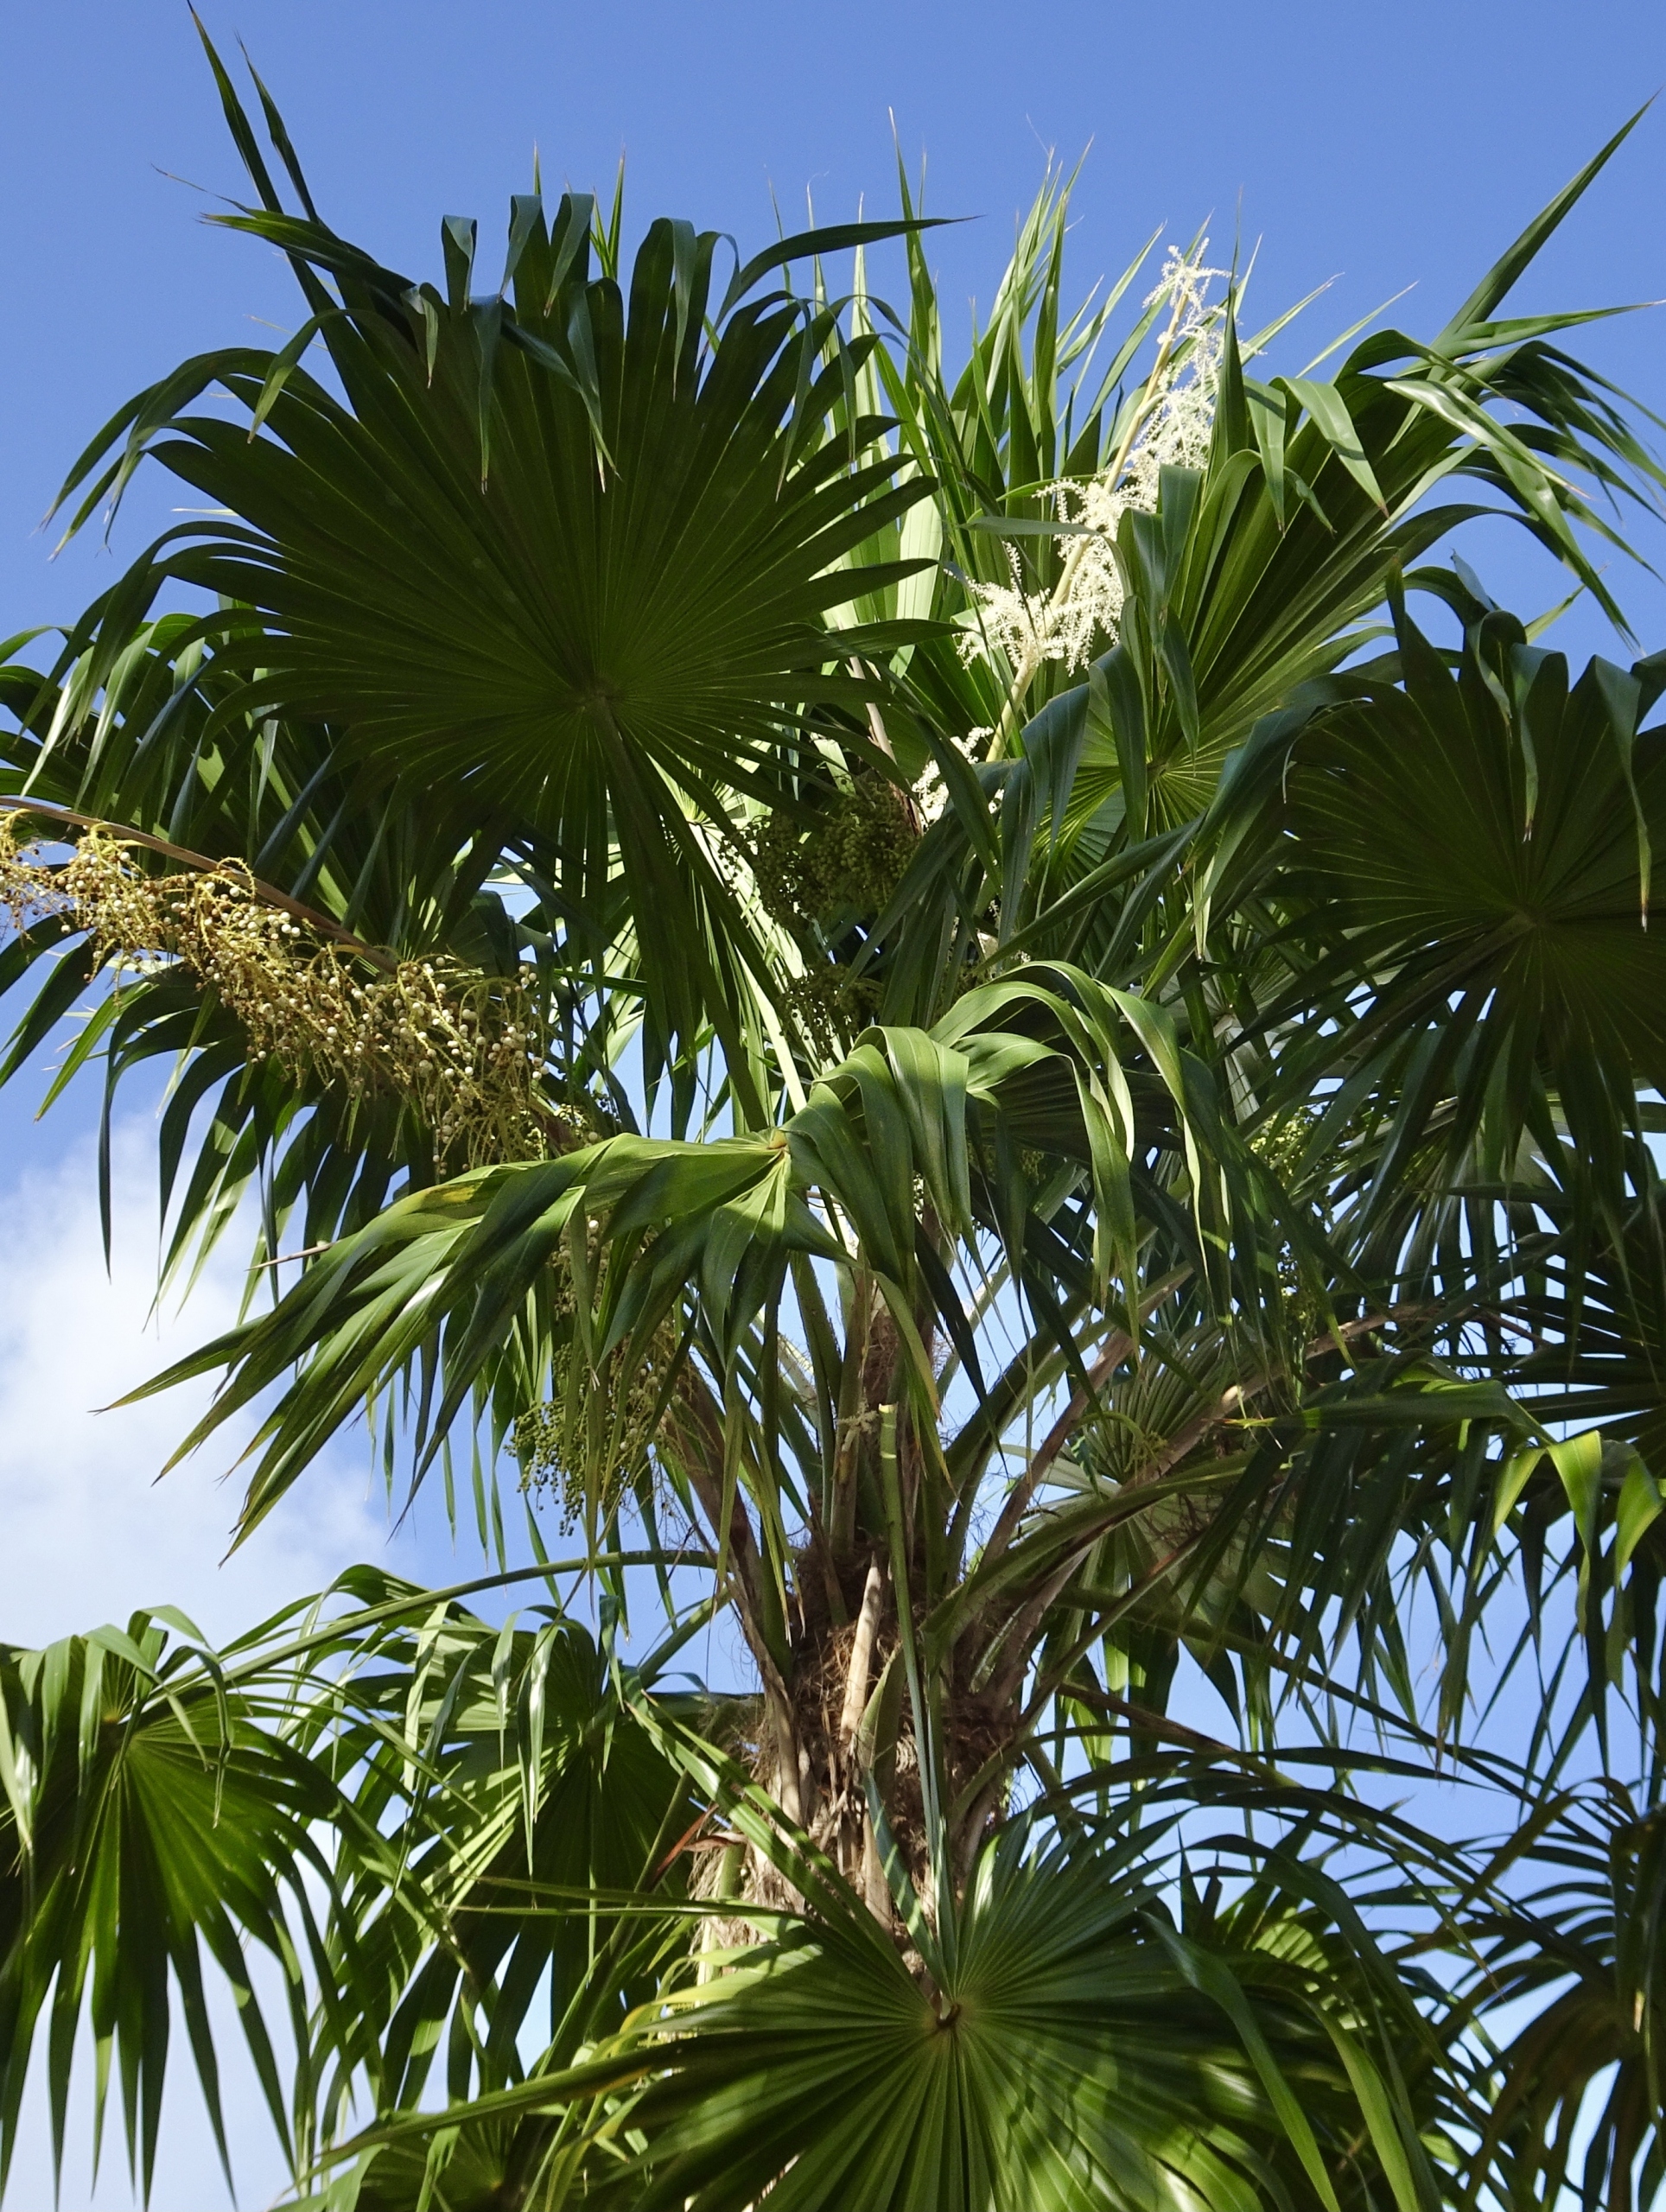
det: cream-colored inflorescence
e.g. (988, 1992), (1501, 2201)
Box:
(961, 245), (1225, 686)
(0, 813), (556, 1166)
(910, 730), (993, 828)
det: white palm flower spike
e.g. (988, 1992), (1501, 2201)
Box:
(956, 244), (1227, 744)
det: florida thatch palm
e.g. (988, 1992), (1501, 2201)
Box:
(3, 34), (1666, 2209)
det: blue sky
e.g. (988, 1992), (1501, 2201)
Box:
(3, 2), (1666, 2200)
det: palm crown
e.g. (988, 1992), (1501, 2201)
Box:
(3, 34), (1666, 2211)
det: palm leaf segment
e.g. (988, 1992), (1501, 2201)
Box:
(544, 1827), (1439, 2212)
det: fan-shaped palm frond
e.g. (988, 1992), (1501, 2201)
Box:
(38, 31), (939, 1122)
(1252, 582), (1666, 1238)
(0, 1565), (725, 2206)
(1451, 1791), (1666, 2212)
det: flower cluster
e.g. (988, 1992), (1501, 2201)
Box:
(910, 730), (993, 827)
(511, 1236), (680, 1527)
(749, 772), (919, 931)
(962, 245), (1225, 683)
(782, 963), (883, 1058)
(1249, 1105), (1328, 1318)
(0, 813), (555, 1166)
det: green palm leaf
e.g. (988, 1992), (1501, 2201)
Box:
(42, 36), (938, 1108)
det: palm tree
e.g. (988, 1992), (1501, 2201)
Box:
(3, 31), (1666, 2207)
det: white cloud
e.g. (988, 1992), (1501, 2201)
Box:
(0, 1118), (404, 2209)
(0, 1117), (394, 1650)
